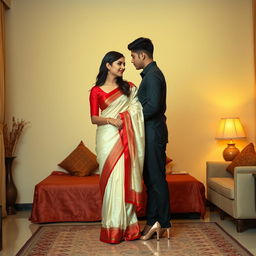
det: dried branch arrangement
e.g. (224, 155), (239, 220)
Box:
(3, 117), (30, 157)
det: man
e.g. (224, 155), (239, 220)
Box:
(128, 37), (171, 240)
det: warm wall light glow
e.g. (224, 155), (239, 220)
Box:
(216, 117), (246, 139)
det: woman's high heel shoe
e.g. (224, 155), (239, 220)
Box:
(140, 221), (161, 241)
(159, 227), (171, 239)
(166, 228), (171, 239)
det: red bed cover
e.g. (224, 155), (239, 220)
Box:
(30, 171), (205, 223)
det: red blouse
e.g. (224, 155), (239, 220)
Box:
(89, 82), (135, 116)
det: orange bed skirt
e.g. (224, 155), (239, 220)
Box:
(29, 171), (205, 223)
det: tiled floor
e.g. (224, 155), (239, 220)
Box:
(0, 208), (255, 256)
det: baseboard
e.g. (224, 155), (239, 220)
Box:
(15, 203), (32, 211)
(171, 212), (201, 219)
(13, 205), (201, 219)
(139, 212), (201, 220)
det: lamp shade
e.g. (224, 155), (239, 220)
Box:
(215, 117), (246, 140)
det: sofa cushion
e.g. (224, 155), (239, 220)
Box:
(207, 177), (234, 199)
(226, 143), (256, 176)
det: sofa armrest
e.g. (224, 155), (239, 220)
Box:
(206, 161), (232, 179)
(234, 166), (256, 218)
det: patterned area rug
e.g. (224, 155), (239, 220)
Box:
(16, 222), (253, 256)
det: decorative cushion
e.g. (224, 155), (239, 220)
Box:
(226, 143), (256, 175)
(58, 141), (98, 176)
(166, 156), (172, 164)
(166, 156), (173, 174)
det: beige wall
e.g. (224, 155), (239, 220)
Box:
(5, 0), (255, 203)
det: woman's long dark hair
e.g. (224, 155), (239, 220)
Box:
(95, 51), (130, 96)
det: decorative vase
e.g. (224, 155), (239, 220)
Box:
(223, 143), (240, 161)
(5, 157), (17, 215)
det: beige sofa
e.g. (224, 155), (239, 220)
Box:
(206, 161), (256, 232)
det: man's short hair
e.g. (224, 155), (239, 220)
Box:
(128, 37), (154, 58)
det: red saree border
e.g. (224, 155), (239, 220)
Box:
(123, 112), (136, 161)
(120, 111), (143, 209)
(99, 138), (124, 197)
(100, 99), (142, 208)
(100, 222), (141, 244)
(99, 89), (124, 195)
(104, 89), (123, 108)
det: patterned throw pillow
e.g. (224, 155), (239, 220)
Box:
(58, 141), (98, 176)
(226, 143), (256, 175)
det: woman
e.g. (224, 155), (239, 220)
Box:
(89, 51), (145, 243)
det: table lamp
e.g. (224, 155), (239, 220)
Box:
(215, 117), (246, 161)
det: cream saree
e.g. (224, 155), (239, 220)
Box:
(96, 86), (144, 243)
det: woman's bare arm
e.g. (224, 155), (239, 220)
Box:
(91, 116), (122, 129)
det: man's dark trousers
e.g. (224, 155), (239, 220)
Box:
(138, 61), (171, 228)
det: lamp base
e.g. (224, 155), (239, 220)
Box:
(223, 143), (240, 161)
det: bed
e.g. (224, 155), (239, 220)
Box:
(29, 171), (206, 223)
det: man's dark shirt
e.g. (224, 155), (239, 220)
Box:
(138, 61), (168, 143)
